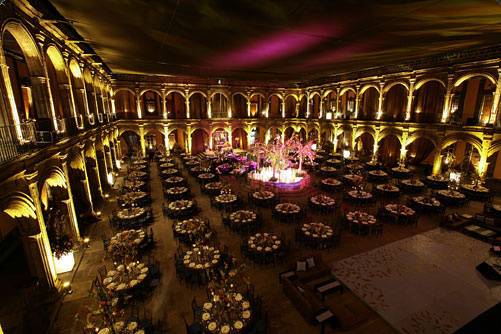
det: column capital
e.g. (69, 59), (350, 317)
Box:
(24, 170), (39, 183)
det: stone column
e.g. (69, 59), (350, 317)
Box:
(163, 125), (170, 155)
(24, 171), (59, 289)
(161, 89), (167, 119)
(377, 82), (385, 120)
(60, 156), (81, 241)
(488, 70), (501, 125)
(87, 142), (104, 201)
(281, 100), (286, 118)
(295, 101), (300, 118)
(187, 126), (193, 154)
(306, 93), (310, 118)
(59, 84), (78, 134)
(136, 90), (142, 119)
(335, 88), (340, 119)
(227, 125), (233, 147)
(354, 91), (360, 119)
(0, 61), (23, 139)
(207, 98), (212, 119)
(185, 98), (190, 119)
(139, 125), (146, 156)
(247, 100), (251, 118)
(432, 149), (443, 176)
(399, 131), (409, 164)
(77, 145), (95, 213)
(405, 79), (416, 121)
(441, 75), (454, 123)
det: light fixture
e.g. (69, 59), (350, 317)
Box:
(107, 172), (114, 185)
(343, 149), (351, 159)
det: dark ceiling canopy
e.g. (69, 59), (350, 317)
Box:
(48, 0), (501, 81)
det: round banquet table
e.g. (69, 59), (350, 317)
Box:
(173, 217), (209, 244)
(426, 175), (449, 189)
(181, 245), (221, 281)
(129, 170), (147, 180)
(319, 165), (338, 176)
(245, 233), (282, 264)
(345, 211), (379, 235)
(251, 190), (275, 206)
(92, 321), (144, 334)
(375, 184), (400, 198)
(198, 172), (217, 184)
(314, 154), (326, 163)
(164, 186), (189, 200)
(227, 210), (259, 232)
(102, 262), (149, 296)
(326, 158), (342, 167)
(391, 166), (411, 179)
(107, 229), (146, 260)
(204, 181), (224, 195)
(190, 165), (208, 176)
(299, 222), (335, 248)
(343, 174), (363, 185)
(345, 156), (360, 163)
(460, 184), (490, 200)
(436, 189), (466, 206)
(345, 189), (373, 204)
(166, 199), (195, 218)
(118, 191), (148, 207)
(184, 159), (199, 168)
(214, 194), (239, 209)
(368, 169), (389, 183)
(309, 194), (336, 212)
(345, 163), (364, 172)
(163, 176), (185, 188)
(303, 161), (319, 171)
(159, 156), (174, 164)
(201, 293), (252, 334)
(321, 178), (342, 192)
(411, 196), (443, 212)
(365, 160), (383, 170)
(384, 204), (416, 224)
(274, 203), (302, 222)
(159, 162), (176, 170)
(161, 168), (179, 178)
(130, 163), (147, 172)
(400, 179), (425, 193)
(123, 179), (146, 191)
(115, 207), (147, 225)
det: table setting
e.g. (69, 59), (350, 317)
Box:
(299, 222), (335, 248)
(190, 165), (209, 176)
(437, 189), (466, 205)
(163, 176), (185, 188)
(102, 262), (149, 296)
(198, 172), (217, 183)
(309, 194), (336, 212)
(274, 203), (302, 221)
(228, 210), (258, 232)
(161, 168), (179, 178)
(214, 193), (238, 208)
(184, 159), (200, 168)
(375, 183), (400, 198)
(201, 291), (252, 334)
(345, 211), (379, 235)
(411, 196), (442, 212)
(116, 207), (146, 222)
(166, 199), (195, 218)
(164, 186), (189, 200)
(173, 218), (209, 244)
(107, 229), (146, 261)
(204, 181), (224, 195)
(251, 190), (275, 206)
(326, 158), (342, 167)
(346, 188), (373, 204)
(245, 233), (282, 263)
(129, 170), (147, 180)
(182, 245), (221, 273)
(117, 191), (148, 207)
(391, 166), (411, 178)
(319, 165), (337, 175)
(342, 174), (363, 185)
(461, 183), (490, 199)
(92, 321), (145, 334)
(385, 204), (416, 223)
(321, 178), (342, 191)
(123, 179), (146, 191)
(159, 162), (176, 170)
(368, 169), (389, 182)
(400, 178), (425, 193)
(426, 175), (449, 189)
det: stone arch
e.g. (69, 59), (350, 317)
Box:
(0, 20), (46, 136)
(189, 91), (207, 119)
(415, 77), (446, 91)
(39, 166), (68, 211)
(454, 72), (497, 88)
(165, 90), (186, 119)
(191, 128), (209, 154)
(268, 94), (282, 118)
(354, 126), (376, 141)
(210, 92), (228, 118)
(140, 89), (162, 118)
(166, 89), (186, 98)
(284, 94), (297, 118)
(378, 134), (402, 166)
(412, 80), (445, 123)
(114, 89), (136, 118)
(114, 87), (136, 97)
(359, 84), (380, 95)
(139, 88), (162, 97)
(441, 132), (483, 153)
(405, 131), (439, 148)
(232, 92), (248, 118)
(383, 81), (409, 93)
(378, 128), (402, 144)
(339, 87), (356, 96)
(45, 45), (73, 124)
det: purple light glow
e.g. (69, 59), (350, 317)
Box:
(207, 22), (343, 69)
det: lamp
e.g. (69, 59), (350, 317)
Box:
(343, 149), (351, 159)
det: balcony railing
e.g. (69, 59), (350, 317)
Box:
(97, 113), (104, 123)
(0, 121), (37, 164)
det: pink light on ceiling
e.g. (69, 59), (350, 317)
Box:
(207, 22), (344, 69)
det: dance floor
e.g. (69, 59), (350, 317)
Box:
(331, 228), (501, 334)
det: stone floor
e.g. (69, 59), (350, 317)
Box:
(48, 158), (494, 334)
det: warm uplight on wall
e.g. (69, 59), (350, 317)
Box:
(107, 172), (114, 185)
